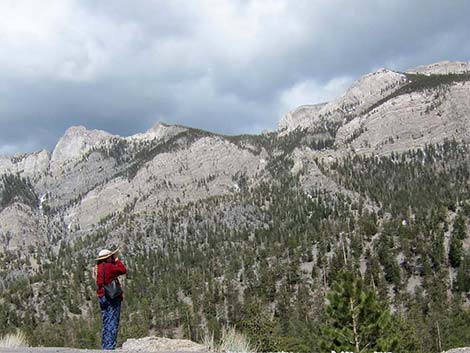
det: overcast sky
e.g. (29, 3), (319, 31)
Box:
(1, 0), (470, 154)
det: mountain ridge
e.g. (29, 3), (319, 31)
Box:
(1, 60), (470, 249)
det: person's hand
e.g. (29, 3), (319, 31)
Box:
(99, 296), (109, 310)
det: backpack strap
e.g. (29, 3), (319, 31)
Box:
(101, 263), (105, 287)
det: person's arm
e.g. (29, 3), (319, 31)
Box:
(110, 258), (127, 277)
(96, 263), (104, 287)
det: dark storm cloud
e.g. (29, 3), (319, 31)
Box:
(1, 0), (470, 154)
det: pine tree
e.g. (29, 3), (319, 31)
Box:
(241, 300), (280, 352)
(449, 233), (463, 268)
(455, 251), (470, 293)
(320, 270), (398, 353)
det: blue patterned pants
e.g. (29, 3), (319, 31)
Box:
(99, 296), (122, 350)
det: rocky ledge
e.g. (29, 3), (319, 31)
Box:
(0, 337), (208, 353)
(122, 336), (207, 352)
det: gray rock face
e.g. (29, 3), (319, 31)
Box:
(0, 202), (46, 251)
(279, 103), (327, 132)
(279, 68), (409, 134)
(280, 61), (470, 160)
(63, 135), (267, 230)
(0, 150), (50, 181)
(321, 68), (408, 119)
(38, 123), (191, 210)
(335, 81), (470, 154)
(0, 121), (271, 247)
(279, 62), (470, 155)
(290, 147), (363, 202)
(49, 126), (115, 174)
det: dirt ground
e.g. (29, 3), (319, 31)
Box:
(0, 348), (200, 353)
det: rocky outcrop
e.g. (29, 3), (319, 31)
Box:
(49, 126), (115, 173)
(444, 348), (470, 353)
(335, 79), (470, 155)
(279, 61), (470, 156)
(290, 147), (365, 203)
(122, 336), (208, 352)
(0, 150), (50, 181)
(0, 120), (274, 248)
(63, 136), (267, 230)
(0, 203), (46, 251)
(321, 68), (408, 119)
(278, 68), (409, 134)
(278, 103), (327, 133)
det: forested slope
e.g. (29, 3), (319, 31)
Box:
(0, 139), (469, 353)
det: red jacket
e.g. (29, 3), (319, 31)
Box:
(96, 259), (127, 298)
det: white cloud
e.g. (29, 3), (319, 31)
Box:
(0, 0), (140, 81)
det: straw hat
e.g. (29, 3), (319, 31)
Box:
(96, 248), (119, 261)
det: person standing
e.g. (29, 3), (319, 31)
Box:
(95, 249), (127, 350)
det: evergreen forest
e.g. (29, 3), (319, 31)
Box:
(0, 138), (470, 353)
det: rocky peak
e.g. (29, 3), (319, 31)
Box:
(50, 125), (115, 171)
(278, 103), (327, 132)
(317, 68), (409, 122)
(278, 62), (470, 136)
(279, 68), (409, 134)
(335, 62), (470, 154)
(0, 150), (50, 180)
(329, 68), (407, 109)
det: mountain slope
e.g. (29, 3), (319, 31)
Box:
(280, 61), (470, 155)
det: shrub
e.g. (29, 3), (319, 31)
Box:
(203, 326), (257, 353)
(0, 330), (29, 348)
